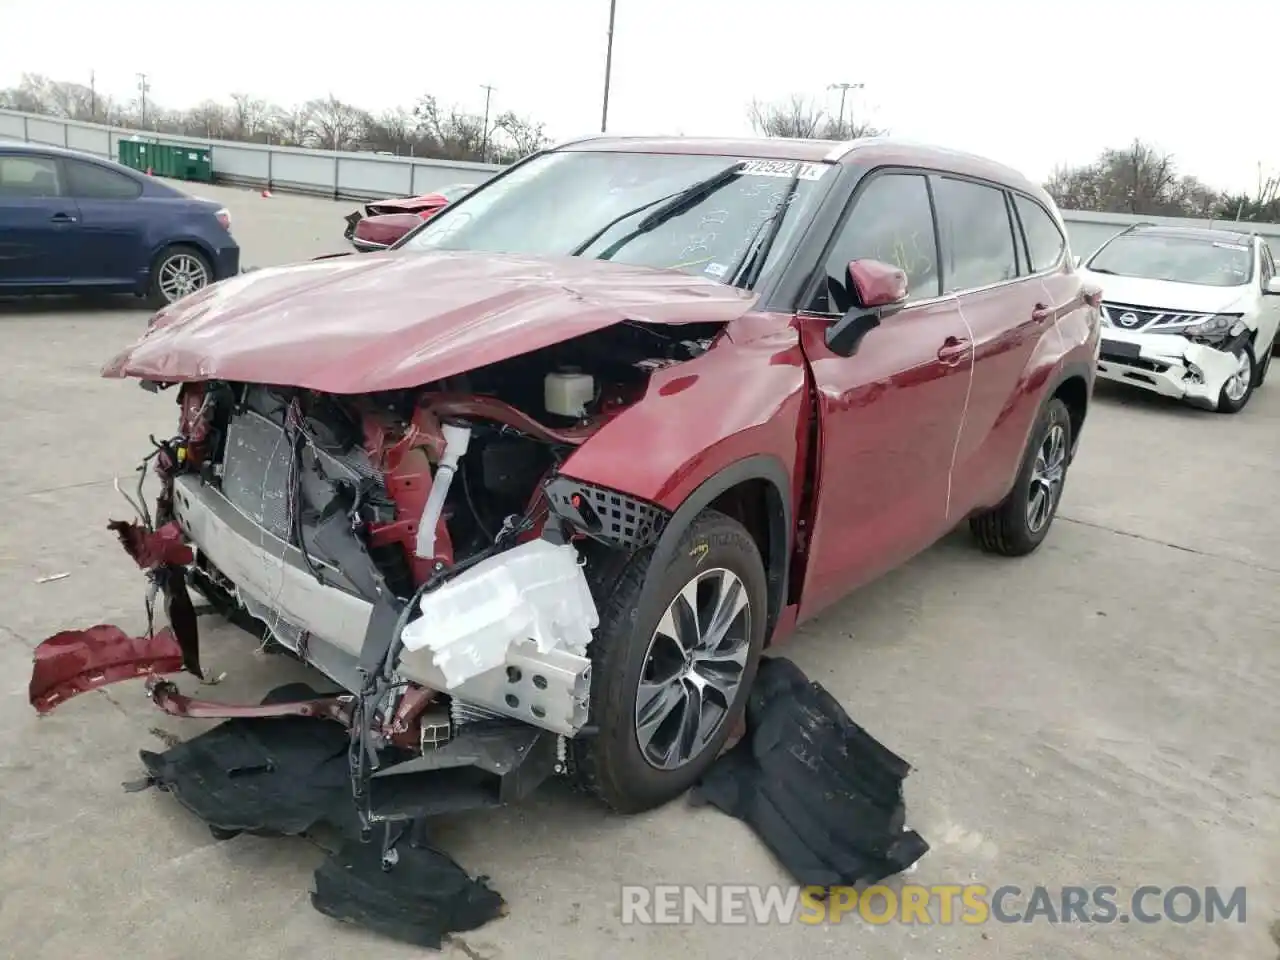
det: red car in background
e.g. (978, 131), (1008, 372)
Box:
(343, 182), (478, 251)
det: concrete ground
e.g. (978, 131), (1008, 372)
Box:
(1, 182), (1277, 960)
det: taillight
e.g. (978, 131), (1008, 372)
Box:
(215, 208), (232, 233)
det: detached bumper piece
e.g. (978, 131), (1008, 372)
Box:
(692, 657), (930, 889)
(312, 829), (505, 950)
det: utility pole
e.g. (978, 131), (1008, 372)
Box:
(137, 72), (150, 129)
(827, 82), (863, 136)
(89, 70), (96, 120)
(600, 0), (618, 132)
(479, 84), (496, 162)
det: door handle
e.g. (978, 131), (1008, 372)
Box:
(49, 212), (78, 223)
(937, 337), (970, 365)
(1032, 303), (1054, 323)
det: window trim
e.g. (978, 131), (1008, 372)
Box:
(796, 165), (945, 316)
(1009, 190), (1067, 277)
(59, 157), (144, 200)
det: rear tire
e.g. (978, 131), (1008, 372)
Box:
(970, 397), (1072, 557)
(147, 244), (212, 309)
(570, 510), (767, 813)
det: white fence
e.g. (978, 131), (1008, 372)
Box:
(0, 108), (502, 200)
(2, 108), (1277, 255)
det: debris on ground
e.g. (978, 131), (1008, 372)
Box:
(35, 572), (70, 584)
(692, 656), (930, 888)
(122, 683), (506, 948)
(312, 831), (505, 949)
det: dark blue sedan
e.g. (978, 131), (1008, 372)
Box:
(0, 142), (239, 307)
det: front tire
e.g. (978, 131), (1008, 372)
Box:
(570, 510), (767, 813)
(970, 397), (1072, 557)
(1216, 343), (1256, 413)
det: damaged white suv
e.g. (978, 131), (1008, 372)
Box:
(1081, 224), (1280, 412)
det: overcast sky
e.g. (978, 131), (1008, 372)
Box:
(0, 0), (1273, 193)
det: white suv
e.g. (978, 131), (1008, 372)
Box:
(1079, 225), (1280, 412)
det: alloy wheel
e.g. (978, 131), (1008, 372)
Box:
(1026, 422), (1067, 534)
(158, 253), (210, 303)
(634, 567), (752, 771)
(1224, 350), (1252, 403)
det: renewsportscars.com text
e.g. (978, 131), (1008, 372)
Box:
(620, 884), (1247, 926)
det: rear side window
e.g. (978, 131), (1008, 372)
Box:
(64, 160), (143, 200)
(818, 172), (941, 310)
(934, 177), (1018, 293)
(0, 155), (62, 198)
(1014, 194), (1066, 273)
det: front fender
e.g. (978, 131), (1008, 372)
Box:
(557, 328), (809, 639)
(557, 329), (809, 512)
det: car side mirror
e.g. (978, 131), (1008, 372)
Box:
(1266, 277), (1280, 296)
(825, 259), (908, 357)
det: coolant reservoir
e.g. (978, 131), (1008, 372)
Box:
(544, 368), (594, 418)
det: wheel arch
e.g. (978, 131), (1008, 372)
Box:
(641, 454), (792, 646)
(1049, 364), (1091, 462)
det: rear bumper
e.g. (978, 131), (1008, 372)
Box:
(211, 243), (241, 281)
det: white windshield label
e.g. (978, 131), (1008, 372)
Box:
(738, 159), (828, 180)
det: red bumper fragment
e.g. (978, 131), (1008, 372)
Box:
(108, 520), (194, 570)
(29, 625), (185, 714)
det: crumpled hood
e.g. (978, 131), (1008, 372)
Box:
(1080, 269), (1254, 315)
(104, 250), (758, 394)
(368, 195), (442, 214)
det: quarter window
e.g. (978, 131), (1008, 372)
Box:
(816, 172), (940, 311)
(1014, 194), (1066, 273)
(935, 177), (1018, 293)
(0, 155), (62, 198)
(64, 160), (143, 200)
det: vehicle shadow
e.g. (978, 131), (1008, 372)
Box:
(0, 293), (152, 316)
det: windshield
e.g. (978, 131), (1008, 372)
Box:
(400, 151), (831, 287)
(1087, 233), (1254, 287)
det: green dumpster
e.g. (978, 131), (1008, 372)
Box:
(115, 140), (212, 182)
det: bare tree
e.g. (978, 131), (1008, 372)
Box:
(184, 100), (231, 139)
(747, 94), (884, 140)
(228, 93), (269, 140)
(1045, 140), (1225, 217)
(495, 110), (549, 158)
(306, 95), (366, 150)
(413, 94), (486, 162)
(273, 104), (317, 147)
(362, 107), (418, 154)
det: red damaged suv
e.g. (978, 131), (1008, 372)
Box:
(31, 136), (1100, 818)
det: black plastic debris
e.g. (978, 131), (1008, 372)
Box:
(135, 711), (358, 839)
(126, 683), (507, 948)
(312, 831), (506, 949)
(691, 656), (930, 888)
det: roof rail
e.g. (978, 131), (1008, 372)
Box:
(546, 134), (609, 152)
(823, 140), (863, 162)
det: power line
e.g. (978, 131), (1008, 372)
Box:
(600, 0), (618, 133)
(137, 72), (150, 129)
(827, 82), (863, 134)
(479, 84), (496, 162)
